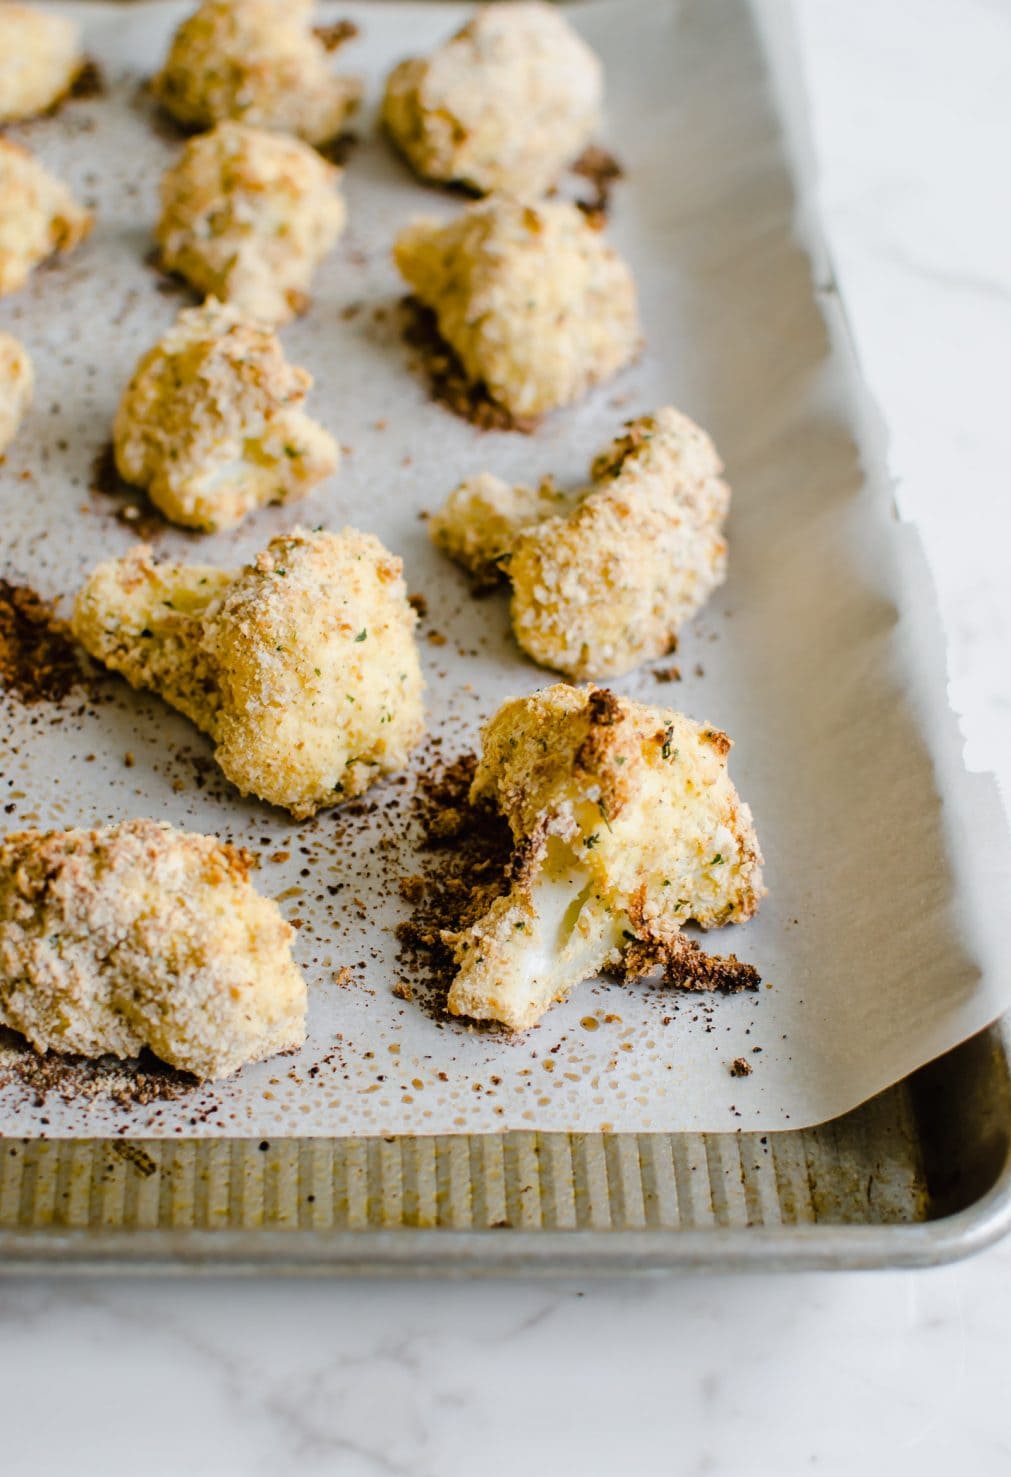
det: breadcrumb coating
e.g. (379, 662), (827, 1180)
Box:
(394, 197), (640, 419)
(155, 121), (346, 325)
(0, 819), (306, 1078)
(427, 472), (566, 589)
(154, 0), (361, 145)
(383, 2), (601, 197)
(113, 300), (338, 531)
(0, 332), (32, 457)
(0, 5), (83, 122)
(0, 137), (92, 297)
(446, 684), (764, 1031)
(72, 527), (425, 819)
(431, 408), (729, 678)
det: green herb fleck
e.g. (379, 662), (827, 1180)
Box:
(710, 853), (725, 866)
(355, 629), (367, 642)
(584, 834), (600, 849)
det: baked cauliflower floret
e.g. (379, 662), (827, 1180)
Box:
(395, 197), (640, 419)
(427, 471), (566, 589)
(383, 2), (601, 197)
(155, 121), (346, 325)
(0, 5), (84, 122)
(154, 0), (361, 145)
(528, 408), (731, 676)
(0, 819), (307, 1078)
(0, 332), (33, 456)
(72, 527), (425, 818)
(446, 685), (764, 1031)
(113, 300), (338, 531)
(0, 138), (92, 297)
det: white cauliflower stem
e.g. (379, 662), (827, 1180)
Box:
(446, 685), (764, 1031)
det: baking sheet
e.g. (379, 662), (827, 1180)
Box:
(0, 0), (1008, 1138)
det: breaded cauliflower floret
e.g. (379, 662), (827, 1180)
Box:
(0, 138), (92, 297)
(154, 0), (361, 146)
(0, 332), (33, 456)
(155, 121), (345, 325)
(113, 300), (338, 531)
(433, 408), (730, 678)
(446, 685), (764, 1031)
(0, 819), (306, 1078)
(383, 2), (601, 197)
(427, 472), (566, 589)
(72, 527), (425, 818)
(0, 5), (84, 122)
(394, 197), (640, 419)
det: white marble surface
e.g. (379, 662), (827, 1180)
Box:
(2, 2), (1011, 1473)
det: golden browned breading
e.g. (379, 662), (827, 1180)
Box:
(0, 5), (83, 122)
(72, 527), (425, 819)
(155, 122), (346, 325)
(430, 407), (730, 678)
(154, 0), (361, 145)
(0, 332), (32, 456)
(446, 684), (764, 1031)
(113, 300), (338, 532)
(383, 2), (601, 197)
(394, 197), (640, 419)
(0, 819), (307, 1078)
(427, 472), (566, 589)
(0, 137), (92, 297)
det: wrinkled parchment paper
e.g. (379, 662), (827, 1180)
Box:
(0, 0), (1008, 1137)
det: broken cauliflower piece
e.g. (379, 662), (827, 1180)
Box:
(432, 407), (730, 678)
(155, 121), (346, 325)
(72, 527), (425, 818)
(427, 472), (565, 589)
(113, 300), (338, 531)
(446, 685), (764, 1031)
(0, 333), (33, 456)
(0, 819), (306, 1079)
(154, 0), (361, 145)
(0, 5), (84, 122)
(0, 137), (92, 297)
(383, 2), (601, 197)
(395, 197), (640, 419)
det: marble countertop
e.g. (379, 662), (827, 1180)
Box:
(2, 3), (1010, 1473)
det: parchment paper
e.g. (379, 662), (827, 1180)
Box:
(0, 0), (1008, 1137)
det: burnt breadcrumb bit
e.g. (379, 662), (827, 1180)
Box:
(0, 580), (85, 703)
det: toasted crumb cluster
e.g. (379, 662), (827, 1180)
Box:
(154, 0), (361, 145)
(428, 472), (566, 589)
(383, 2), (601, 197)
(0, 5), (84, 122)
(155, 121), (346, 325)
(394, 197), (640, 419)
(72, 527), (425, 818)
(113, 300), (338, 531)
(0, 819), (307, 1078)
(432, 408), (730, 677)
(0, 138), (92, 297)
(0, 333), (33, 456)
(446, 684), (764, 1031)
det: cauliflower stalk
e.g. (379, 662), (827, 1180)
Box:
(430, 407), (730, 679)
(72, 527), (425, 818)
(446, 685), (764, 1031)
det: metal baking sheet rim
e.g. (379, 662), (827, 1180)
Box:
(1, 1149), (1010, 1275)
